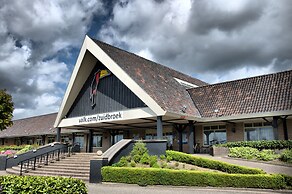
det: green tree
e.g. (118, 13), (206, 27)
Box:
(0, 89), (14, 130)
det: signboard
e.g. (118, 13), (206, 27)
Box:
(90, 69), (111, 107)
(78, 111), (123, 124)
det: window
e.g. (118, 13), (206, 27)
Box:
(74, 135), (84, 148)
(36, 137), (43, 145)
(203, 125), (227, 146)
(244, 122), (274, 141)
(113, 134), (123, 144)
(93, 134), (103, 147)
(61, 135), (70, 143)
(48, 136), (55, 143)
(14, 138), (21, 146)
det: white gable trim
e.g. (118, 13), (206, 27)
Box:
(54, 36), (165, 127)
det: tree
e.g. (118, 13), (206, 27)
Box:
(0, 89), (14, 131)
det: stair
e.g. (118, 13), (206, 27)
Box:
(6, 153), (100, 181)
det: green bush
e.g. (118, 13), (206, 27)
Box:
(0, 175), (87, 193)
(130, 161), (136, 167)
(217, 140), (292, 150)
(132, 155), (141, 163)
(0, 145), (24, 152)
(102, 167), (285, 189)
(280, 174), (292, 188)
(130, 141), (148, 158)
(166, 150), (265, 174)
(140, 153), (150, 164)
(166, 155), (172, 162)
(229, 147), (280, 161)
(160, 155), (166, 160)
(229, 147), (258, 159)
(149, 155), (158, 167)
(257, 149), (279, 161)
(112, 156), (128, 167)
(151, 163), (160, 168)
(280, 149), (292, 163)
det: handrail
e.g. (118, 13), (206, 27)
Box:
(16, 143), (72, 175)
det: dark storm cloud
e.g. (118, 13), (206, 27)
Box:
(0, 0), (105, 119)
(99, 0), (292, 83)
(189, 0), (265, 34)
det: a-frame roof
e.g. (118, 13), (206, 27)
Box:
(54, 36), (206, 127)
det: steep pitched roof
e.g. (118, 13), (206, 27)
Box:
(93, 39), (207, 117)
(0, 113), (57, 138)
(188, 70), (292, 118)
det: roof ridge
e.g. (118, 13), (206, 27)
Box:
(13, 112), (57, 121)
(188, 69), (292, 91)
(92, 38), (208, 85)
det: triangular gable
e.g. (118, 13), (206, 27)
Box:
(54, 36), (165, 127)
(67, 61), (147, 118)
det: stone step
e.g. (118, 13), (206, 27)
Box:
(40, 165), (90, 171)
(43, 163), (90, 167)
(12, 166), (89, 175)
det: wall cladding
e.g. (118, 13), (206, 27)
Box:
(67, 61), (146, 118)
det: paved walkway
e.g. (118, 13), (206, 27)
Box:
(194, 154), (292, 176)
(87, 183), (292, 194)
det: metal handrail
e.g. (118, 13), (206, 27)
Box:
(18, 145), (72, 175)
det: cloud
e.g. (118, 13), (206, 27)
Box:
(98, 0), (292, 83)
(0, 0), (104, 119)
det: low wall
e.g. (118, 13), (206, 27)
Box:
(90, 139), (167, 183)
(211, 146), (230, 156)
(5, 142), (67, 169)
(109, 140), (167, 165)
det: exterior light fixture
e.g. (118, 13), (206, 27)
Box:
(182, 105), (187, 113)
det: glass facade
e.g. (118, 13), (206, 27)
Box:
(203, 125), (227, 145)
(93, 134), (103, 147)
(244, 122), (274, 141)
(74, 135), (84, 148)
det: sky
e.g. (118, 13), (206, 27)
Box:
(0, 0), (291, 120)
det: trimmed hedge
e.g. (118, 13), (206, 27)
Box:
(166, 150), (265, 174)
(102, 167), (286, 189)
(0, 175), (87, 194)
(216, 140), (292, 150)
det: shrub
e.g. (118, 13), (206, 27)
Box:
(149, 155), (158, 167)
(130, 141), (148, 158)
(160, 155), (166, 160)
(166, 150), (264, 174)
(257, 150), (279, 161)
(0, 175), (87, 193)
(229, 147), (258, 159)
(217, 140), (292, 150)
(140, 153), (150, 164)
(161, 161), (167, 168)
(280, 149), (292, 163)
(166, 155), (172, 162)
(229, 147), (280, 161)
(130, 161), (136, 167)
(151, 163), (160, 168)
(132, 154), (141, 163)
(102, 167), (285, 189)
(280, 174), (292, 188)
(112, 156), (128, 167)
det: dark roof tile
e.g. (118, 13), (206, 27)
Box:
(0, 113), (57, 138)
(188, 70), (292, 118)
(94, 39), (207, 116)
